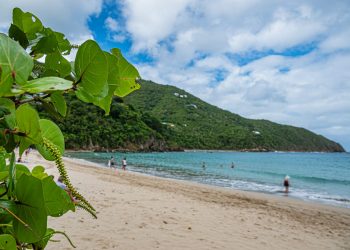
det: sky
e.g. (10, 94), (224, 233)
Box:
(1, 0), (350, 151)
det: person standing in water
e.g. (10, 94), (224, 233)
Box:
(110, 156), (116, 168)
(231, 162), (235, 168)
(122, 157), (127, 170)
(284, 175), (290, 193)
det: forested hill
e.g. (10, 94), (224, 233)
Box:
(52, 80), (344, 152)
(122, 80), (344, 152)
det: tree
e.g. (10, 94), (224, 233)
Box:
(0, 8), (140, 249)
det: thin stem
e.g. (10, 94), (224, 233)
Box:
(0, 205), (30, 229)
(52, 231), (76, 248)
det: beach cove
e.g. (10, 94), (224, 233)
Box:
(21, 151), (350, 250)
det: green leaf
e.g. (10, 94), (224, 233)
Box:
(14, 174), (47, 243)
(0, 98), (15, 129)
(32, 165), (45, 175)
(36, 119), (64, 161)
(32, 228), (55, 249)
(32, 28), (71, 55)
(53, 30), (71, 55)
(12, 8), (43, 38)
(3, 133), (16, 153)
(7, 152), (15, 197)
(45, 52), (71, 77)
(31, 165), (49, 181)
(21, 77), (73, 93)
(92, 52), (120, 114)
(42, 176), (75, 217)
(111, 48), (140, 97)
(0, 153), (6, 171)
(8, 24), (29, 49)
(0, 171), (8, 181)
(15, 164), (30, 180)
(18, 140), (31, 158)
(40, 100), (64, 122)
(75, 40), (108, 100)
(50, 91), (67, 117)
(0, 200), (17, 224)
(15, 104), (42, 154)
(0, 234), (17, 250)
(0, 33), (33, 96)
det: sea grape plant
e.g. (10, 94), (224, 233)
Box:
(0, 8), (140, 249)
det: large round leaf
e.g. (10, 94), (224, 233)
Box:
(45, 52), (71, 77)
(42, 176), (75, 217)
(14, 174), (47, 243)
(50, 91), (67, 117)
(8, 23), (29, 49)
(111, 48), (140, 97)
(12, 8), (43, 38)
(15, 104), (42, 155)
(0, 33), (33, 96)
(36, 119), (64, 161)
(21, 77), (73, 93)
(74, 40), (108, 98)
(92, 52), (120, 114)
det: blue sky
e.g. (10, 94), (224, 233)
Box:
(1, 0), (350, 151)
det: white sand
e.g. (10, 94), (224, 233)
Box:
(23, 151), (350, 250)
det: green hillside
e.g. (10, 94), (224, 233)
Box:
(47, 95), (172, 151)
(123, 80), (344, 152)
(48, 80), (344, 152)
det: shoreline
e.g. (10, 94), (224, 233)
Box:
(64, 152), (350, 209)
(65, 148), (348, 153)
(24, 151), (350, 249)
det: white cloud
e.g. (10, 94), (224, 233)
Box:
(122, 0), (350, 150)
(112, 34), (126, 42)
(105, 17), (119, 32)
(0, 0), (102, 44)
(1, 0), (350, 150)
(122, 0), (191, 52)
(228, 11), (326, 53)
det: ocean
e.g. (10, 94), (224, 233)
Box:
(66, 151), (350, 208)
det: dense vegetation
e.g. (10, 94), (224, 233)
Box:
(55, 80), (344, 152)
(0, 8), (139, 249)
(125, 81), (344, 152)
(48, 95), (174, 151)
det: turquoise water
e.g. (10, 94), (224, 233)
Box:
(66, 151), (350, 208)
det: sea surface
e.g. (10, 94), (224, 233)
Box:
(66, 151), (350, 208)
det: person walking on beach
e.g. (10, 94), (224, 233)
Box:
(284, 175), (290, 193)
(122, 157), (127, 170)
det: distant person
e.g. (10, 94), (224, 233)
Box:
(284, 175), (290, 193)
(231, 162), (235, 168)
(122, 157), (127, 170)
(202, 162), (206, 169)
(110, 156), (116, 168)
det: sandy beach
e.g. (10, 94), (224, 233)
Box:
(23, 151), (350, 250)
